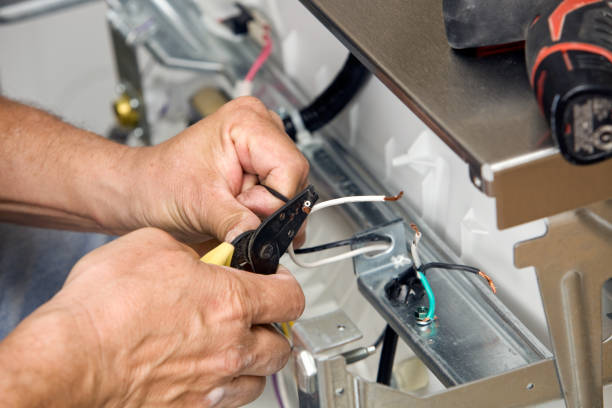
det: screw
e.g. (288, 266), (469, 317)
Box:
(287, 229), (295, 238)
(526, 383), (535, 390)
(414, 306), (428, 320)
(335, 387), (344, 396)
(415, 306), (433, 326)
(259, 244), (274, 260)
(337, 324), (346, 331)
(279, 212), (285, 221)
(303, 200), (311, 207)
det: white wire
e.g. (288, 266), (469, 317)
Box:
(310, 195), (388, 214)
(288, 243), (391, 269)
(287, 195), (397, 268)
(411, 231), (422, 269)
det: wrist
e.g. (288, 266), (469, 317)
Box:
(74, 140), (147, 235)
(0, 306), (101, 408)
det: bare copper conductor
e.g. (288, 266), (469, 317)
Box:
(384, 191), (404, 201)
(478, 271), (497, 294)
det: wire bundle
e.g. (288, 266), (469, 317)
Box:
(288, 193), (402, 268)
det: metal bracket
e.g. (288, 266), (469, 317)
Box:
(293, 309), (363, 354)
(353, 220), (551, 387)
(291, 220), (566, 408)
(293, 316), (563, 408)
(515, 200), (612, 407)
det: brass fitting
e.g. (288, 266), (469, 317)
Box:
(113, 93), (140, 128)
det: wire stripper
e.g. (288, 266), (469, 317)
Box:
(201, 185), (319, 274)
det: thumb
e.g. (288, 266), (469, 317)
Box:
(209, 192), (261, 242)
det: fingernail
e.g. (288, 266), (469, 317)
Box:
(204, 387), (225, 407)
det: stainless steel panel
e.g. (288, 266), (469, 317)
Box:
(299, 0), (612, 228)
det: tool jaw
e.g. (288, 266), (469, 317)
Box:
(230, 185), (319, 274)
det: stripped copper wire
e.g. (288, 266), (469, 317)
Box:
(478, 271), (497, 294)
(384, 191), (404, 201)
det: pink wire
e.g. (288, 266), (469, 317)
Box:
(244, 30), (272, 82)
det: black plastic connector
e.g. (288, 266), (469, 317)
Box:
(222, 3), (254, 35)
(384, 266), (424, 304)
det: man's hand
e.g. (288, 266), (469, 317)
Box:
(0, 96), (309, 243)
(0, 228), (305, 407)
(117, 96), (309, 242)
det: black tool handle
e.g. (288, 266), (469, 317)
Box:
(526, 0), (612, 164)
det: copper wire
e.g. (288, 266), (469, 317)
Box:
(384, 191), (404, 201)
(478, 271), (497, 294)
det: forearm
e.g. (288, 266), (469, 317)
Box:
(0, 307), (98, 408)
(0, 96), (136, 232)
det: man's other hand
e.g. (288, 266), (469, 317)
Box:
(0, 228), (305, 407)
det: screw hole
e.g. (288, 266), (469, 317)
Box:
(526, 383), (535, 390)
(337, 324), (346, 331)
(335, 387), (344, 396)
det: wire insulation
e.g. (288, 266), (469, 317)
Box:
(311, 194), (400, 214)
(289, 243), (389, 268)
(293, 233), (389, 254)
(417, 271), (436, 321)
(271, 373), (286, 408)
(420, 262), (496, 293)
(288, 194), (399, 268)
(244, 29), (272, 82)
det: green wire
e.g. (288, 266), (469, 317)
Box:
(417, 270), (436, 321)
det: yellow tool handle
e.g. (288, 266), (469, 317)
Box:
(200, 242), (235, 266)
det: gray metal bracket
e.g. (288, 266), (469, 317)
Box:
(353, 220), (552, 387)
(292, 311), (563, 408)
(516, 200), (612, 407)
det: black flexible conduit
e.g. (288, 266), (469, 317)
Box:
(283, 53), (371, 139)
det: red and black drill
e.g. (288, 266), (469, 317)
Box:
(444, 0), (612, 165)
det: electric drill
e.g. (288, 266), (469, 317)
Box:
(526, 0), (612, 164)
(444, 0), (612, 165)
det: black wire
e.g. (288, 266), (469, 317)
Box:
(376, 325), (398, 386)
(373, 327), (386, 348)
(262, 184), (289, 203)
(419, 262), (480, 275)
(293, 233), (389, 254)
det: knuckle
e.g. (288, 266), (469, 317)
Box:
(232, 96), (267, 113)
(297, 155), (310, 176)
(224, 279), (252, 323)
(221, 346), (250, 376)
(216, 211), (255, 242)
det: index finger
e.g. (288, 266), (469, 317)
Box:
(230, 265), (305, 324)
